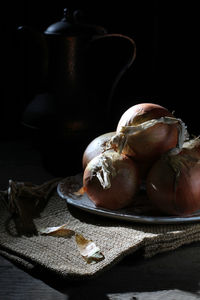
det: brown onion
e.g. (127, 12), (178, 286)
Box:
(82, 132), (116, 170)
(146, 150), (200, 216)
(110, 103), (188, 165)
(83, 151), (139, 210)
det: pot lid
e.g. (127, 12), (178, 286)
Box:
(44, 8), (107, 36)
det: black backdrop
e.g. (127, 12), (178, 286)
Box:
(1, 1), (199, 139)
(2, 2), (158, 132)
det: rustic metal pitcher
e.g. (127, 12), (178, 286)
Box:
(19, 8), (136, 175)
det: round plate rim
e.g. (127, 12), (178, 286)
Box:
(57, 177), (200, 225)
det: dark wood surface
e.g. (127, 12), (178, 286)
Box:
(1, 134), (200, 300)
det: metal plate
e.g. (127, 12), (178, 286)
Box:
(57, 173), (200, 224)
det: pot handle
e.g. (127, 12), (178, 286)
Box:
(101, 33), (136, 109)
(89, 33), (136, 119)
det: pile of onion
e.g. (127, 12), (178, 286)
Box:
(83, 151), (139, 210)
(81, 102), (193, 214)
(146, 137), (200, 216)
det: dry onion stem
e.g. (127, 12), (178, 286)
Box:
(90, 153), (117, 189)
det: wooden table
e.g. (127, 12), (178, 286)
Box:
(1, 135), (200, 300)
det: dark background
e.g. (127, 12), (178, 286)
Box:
(2, 1), (158, 126)
(1, 1), (199, 175)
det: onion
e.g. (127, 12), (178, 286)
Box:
(82, 132), (116, 170)
(110, 103), (188, 165)
(83, 151), (139, 210)
(146, 149), (200, 216)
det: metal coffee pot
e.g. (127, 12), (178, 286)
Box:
(18, 8), (136, 175)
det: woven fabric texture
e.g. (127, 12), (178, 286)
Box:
(1, 176), (200, 279)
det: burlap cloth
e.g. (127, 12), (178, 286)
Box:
(1, 175), (200, 280)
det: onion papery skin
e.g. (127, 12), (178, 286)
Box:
(82, 132), (116, 170)
(115, 103), (179, 162)
(146, 152), (200, 216)
(83, 151), (140, 210)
